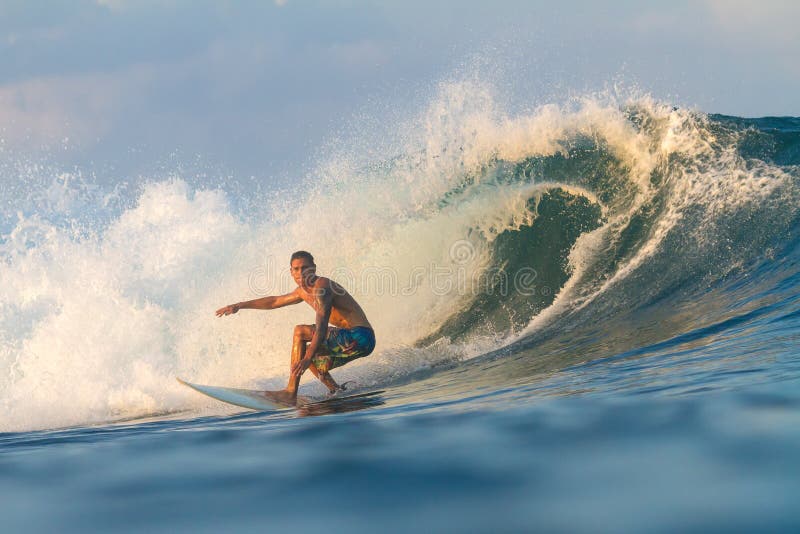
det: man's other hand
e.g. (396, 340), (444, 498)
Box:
(291, 357), (312, 377)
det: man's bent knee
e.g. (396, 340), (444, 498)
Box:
(293, 324), (315, 340)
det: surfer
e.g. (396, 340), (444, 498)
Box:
(215, 251), (375, 404)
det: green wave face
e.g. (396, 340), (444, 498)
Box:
(419, 109), (800, 345)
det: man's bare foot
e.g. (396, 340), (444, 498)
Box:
(263, 389), (297, 405)
(326, 382), (354, 397)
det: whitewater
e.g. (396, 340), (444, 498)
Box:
(2, 82), (800, 532)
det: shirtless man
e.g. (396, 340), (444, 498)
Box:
(215, 251), (375, 404)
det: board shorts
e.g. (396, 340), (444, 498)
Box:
(311, 326), (376, 373)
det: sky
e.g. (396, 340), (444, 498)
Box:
(1, 0), (799, 181)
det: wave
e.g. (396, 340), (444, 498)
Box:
(2, 81), (799, 431)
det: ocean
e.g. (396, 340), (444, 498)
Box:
(2, 84), (799, 532)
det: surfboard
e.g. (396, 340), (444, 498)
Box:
(177, 378), (296, 411)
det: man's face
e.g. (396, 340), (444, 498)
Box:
(290, 258), (316, 286)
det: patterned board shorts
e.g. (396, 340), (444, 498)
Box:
(311, 326), (376, 373)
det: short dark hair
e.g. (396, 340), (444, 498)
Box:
(290, 250), (315, 265)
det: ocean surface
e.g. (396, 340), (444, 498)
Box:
(2, 86), (800, 532)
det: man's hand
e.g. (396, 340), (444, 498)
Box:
(215, 303), (240, 317)
(291, 357), (312, 377)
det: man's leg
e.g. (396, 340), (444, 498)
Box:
(284, 324), (340, 397)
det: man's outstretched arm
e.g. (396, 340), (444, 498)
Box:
(215, 290), (302, 316)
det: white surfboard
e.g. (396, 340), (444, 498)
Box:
(177, 377), (296, 411)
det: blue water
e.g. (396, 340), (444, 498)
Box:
(4, 355), (800, 531)
(2, 93), (800, 532)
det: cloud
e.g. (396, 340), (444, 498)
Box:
(0, 64), (157, 149)
(630, 10), (684, 34)
(0, 34), (285, 155)
(704, 0), (800, 47)
(326, 40), (389, 69)
(94, 0), (125, 9)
